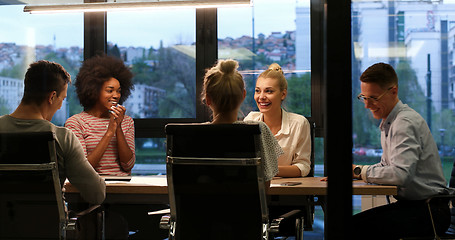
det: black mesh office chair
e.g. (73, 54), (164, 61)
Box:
(414, 159), (455, 240)
(160, 123), (302, 240)
(0, 131), (102, 240)
(398, 158), (455, 240)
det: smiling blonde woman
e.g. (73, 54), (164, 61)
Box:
(244, 63), (311, 178)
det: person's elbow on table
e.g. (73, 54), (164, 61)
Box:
(80, 179), (106, 205)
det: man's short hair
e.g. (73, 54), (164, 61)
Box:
(360, 62), (398, 89)
(22, 60), (71, 104)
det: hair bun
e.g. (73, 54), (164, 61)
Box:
(268, 63), (283, 75)
(219, 59), (239, 75)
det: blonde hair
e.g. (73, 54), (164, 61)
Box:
(201, 59), (245, 113)
(257, 63), (287, 91)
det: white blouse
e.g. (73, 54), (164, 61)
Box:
(244, 110), (312, 177)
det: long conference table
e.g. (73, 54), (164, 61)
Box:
(64, 176), (396, 239)
(64, 175), (397, 202)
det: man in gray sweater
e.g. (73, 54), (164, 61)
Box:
(0, 60), (105, 204)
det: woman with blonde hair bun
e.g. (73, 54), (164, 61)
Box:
(202, 59), (283, 184)
(244, 63), (312, 177)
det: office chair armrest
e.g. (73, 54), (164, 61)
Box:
(68, 204), (103, 219)
(426, 194), (455, 204)
(148, 208), (171, 230)
(423, 193), (455, 238)
(67, 204), (104, 231)
(269, 209), (303, 233)
(159, 215), (171, 230)
(71, 204), (103, 217)
(148, 208), (170, 216)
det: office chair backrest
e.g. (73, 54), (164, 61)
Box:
(0, 131), (66, 239)
(165, 123), (268, 240)
(0, 131), (56, 164)
(166, 123), (261, 158)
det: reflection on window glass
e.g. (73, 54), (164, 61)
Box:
(107, 10), (196, 119)
(0, 5), (83, 126)
(351, 0), (455, 182)
(218, 0), (311, 118)
(133, 138), (166, 175)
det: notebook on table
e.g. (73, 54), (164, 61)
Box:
(100, 175), (132, 182)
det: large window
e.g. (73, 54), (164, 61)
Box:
(0, 5), (83, 126)
(0, 2), (323, 176)
(107, 9), (196, 119)
(351, 0), (455, 182)
(107, 9), (196, 174)
(218, 0), (311, 119)
(217, 0), (323, 170)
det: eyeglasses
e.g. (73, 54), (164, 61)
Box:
(357, 86), (394, 103)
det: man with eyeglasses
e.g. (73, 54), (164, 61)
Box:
(351, 62), (451, 239)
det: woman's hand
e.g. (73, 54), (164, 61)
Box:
(108, 104), (126, 131)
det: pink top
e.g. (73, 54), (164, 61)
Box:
(65, 112), (135, 176)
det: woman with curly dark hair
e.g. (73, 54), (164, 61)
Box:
(65, 55), (135, 176)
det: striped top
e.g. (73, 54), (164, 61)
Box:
(65, 112), (135, 176)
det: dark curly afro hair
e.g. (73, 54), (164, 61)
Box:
(75, 55), (134, 111)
